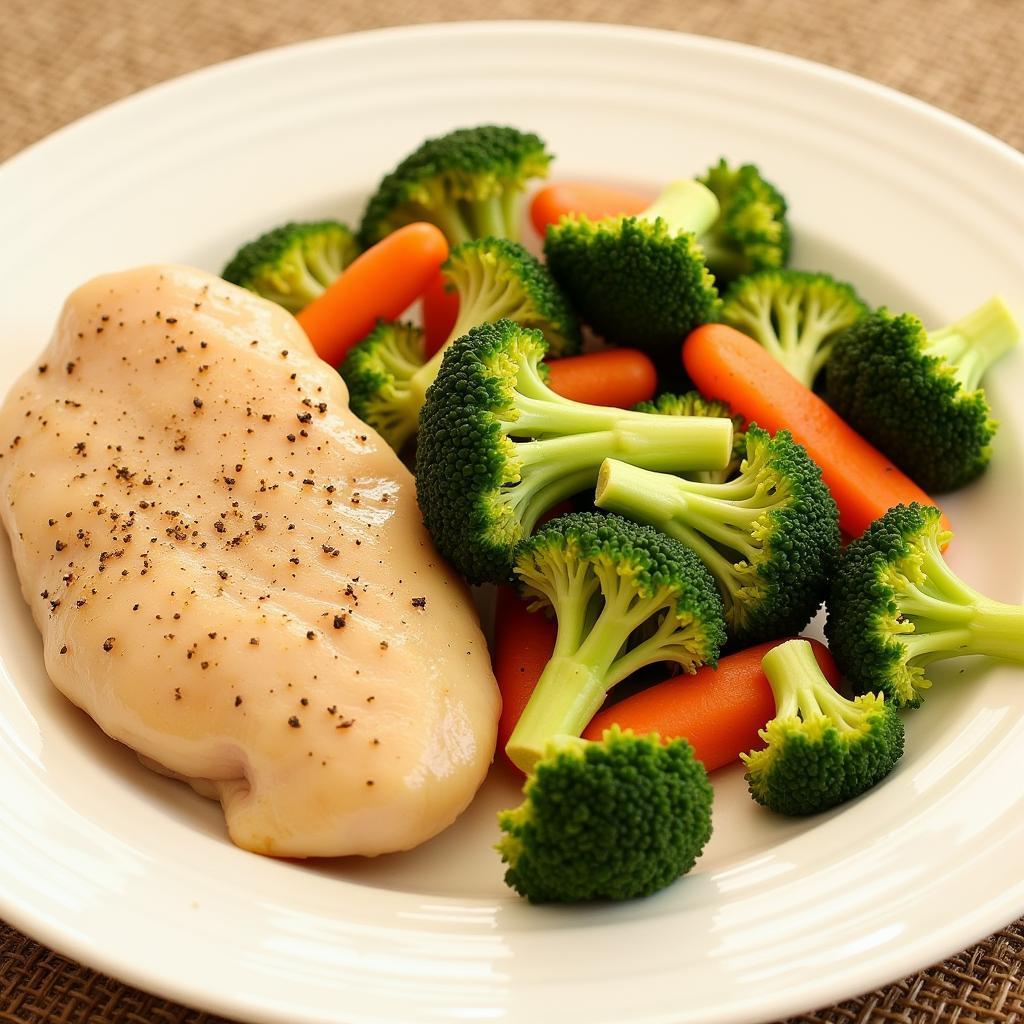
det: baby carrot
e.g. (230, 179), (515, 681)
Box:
(421, 270), (460, 358)
(583, 639), (841, 771)
(530, 181), (651, 237)
(546, 348), (658, 408)
(493, 586), (556, 768)
(296, 222), (448, 367)
(682, 323), (950, 539)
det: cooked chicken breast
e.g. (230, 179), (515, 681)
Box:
(0, 264), (499, 858)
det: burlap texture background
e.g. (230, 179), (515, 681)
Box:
(2, 0), (1023, 1021)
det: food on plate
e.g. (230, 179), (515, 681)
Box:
(0, 264), (499, 858)
(497, 725), (713, 903)
(633, 391), (747, 484)
(741, 638), (904, 815)
(529, 180), (650, 237)
(544, 347), (658, 408)
(415, 319), (735, 584)
(826, 503), (1024, 708)
(584, 638), (841, 772)
(719, 270), (870, 388)
(295, 221), (449, 367)
(496, 511), (724, 901)
(683, 322), (950, 538)
(341, 237), (578, 450)
(543, 179), (721, 359)
(594, 425), (841, 646)
(825, 297), (1021, 491)
(221, 219), (359, 313)
(358, 124), (551, 247)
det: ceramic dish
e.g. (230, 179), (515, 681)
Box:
(0, 21), (1022, 1024)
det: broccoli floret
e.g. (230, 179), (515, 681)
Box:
(594, 425), (840, 646)
(416, 321), (736, 583)
(596, 427), (838, 644)
(497, 510), (723, 902)
(338, 320), (425, 449)
(740, 639), (904, 816)
(825, 504), (1024, 709)
(543, 179), (722, 359)
(497, 727), (713, 903)
(634, 392), (747, 484)
(720, 270), (869, 387)
(222, 220), (358, 313)
(698, 159), (790, 284)
(358, 125), (551, 247)
(340, 238), (578, 450)
(825, 297), (1020, 491)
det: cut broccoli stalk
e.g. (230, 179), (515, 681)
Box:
(720, 270), (869, 387)
(740, 639), (904, 816)
(497, 726), (714, 903)
(825, 296), (1021, 492)
(505, 511), (726, 773)
(921, 295), (1019, 391)
(416, 320), (735, 583)
(826, 503), (1024, 708)
(594, 425), (839, 646)
(341, 238), (578, 450)
(639, 178), (722, 236)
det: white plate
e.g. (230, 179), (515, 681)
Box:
(1, 21), (1023, 1024)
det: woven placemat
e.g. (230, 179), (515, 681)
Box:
(1, 1), (1023, 1021)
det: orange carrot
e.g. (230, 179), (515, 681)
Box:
(493, 586), (557, 768)
(682, 323), (950, 539)
(583, 639), (841, 771)
(530, 181), (651, 237)
(295, 222), (448, 367)
(421, 270), (460, 358)
(546, 348), (657, 408)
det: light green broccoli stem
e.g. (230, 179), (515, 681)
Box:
(892, 535), (1024, 666)
(507, 561), (681, 772)
(924, 295), (1020, 392)
(640, 180), (721, 236)
(761, 639), (864, 730)
(467, 195), (510, 239)
(594, 458), (777, 610)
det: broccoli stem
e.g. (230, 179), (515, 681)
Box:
(761, 639), (859, 729)
(468, 195), (510, 239)
(924, 296), (1020, 391)
(640, 180), (721, 236)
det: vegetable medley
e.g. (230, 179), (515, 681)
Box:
(222, 123), (1024, 904)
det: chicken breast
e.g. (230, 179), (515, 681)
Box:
(0, 264), (499, 858)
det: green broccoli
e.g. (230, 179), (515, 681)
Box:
(634, 392), (747, 484)
(358, 125), (551, 247)
(340, 237), (578, 450)
(594, 425), (839, 646)
(416, 320), (736, 584)
(720, 270), (870, 387)
(741, 639), (904, 816)
(543, 179), (721, 360)
(221, 220), (359, 313)
(825, 503), (1024, 709)
(497, 510), (724, 902)
(698, 159), (790, 283)
(825, 297), (1020, 491)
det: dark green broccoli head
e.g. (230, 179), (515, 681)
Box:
(825, 503), (1024, 708)
(443, 237), (579, 356)
(222, 220), (359, 313)
(720, 270), (869, 388)
(741, 640), (903, 816)
(595, 425), (840, 647)
(497, 727), (713, 903)
(544, 213), (720, 360)
(698, 160), (790, 283)
(416, 321), (736, 584)
(359, 125), (551, 247)
(339, 320), (425, 451)
(825, 298), (1019, 492)
(634, 391), (746, 484)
